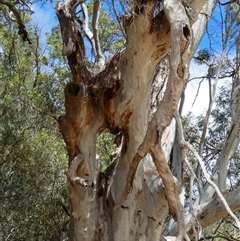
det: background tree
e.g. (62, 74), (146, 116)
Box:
(0, 10), (69, 240)
(179, 1), (240, 238)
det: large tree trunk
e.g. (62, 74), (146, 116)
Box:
(56, 0), (239, 240)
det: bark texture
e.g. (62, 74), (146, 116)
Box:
(56, 0), (240, 240)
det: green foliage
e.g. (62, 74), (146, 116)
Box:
(0, 2), (120, 238)
(202, 213), (240, 240)
(194, 49), (211, 65)
(97, 11), (124, 54)
(0, 16), (69, 240)
(96, 133), (117, 171)
(182, 84), (240, 236)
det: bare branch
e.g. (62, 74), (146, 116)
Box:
(217, 68), (240, 189)
(111, 0), (126, 38)
(200, 233), (237, 241)
(0, 0), (31, 43)
(57, 0), (91, 81)
(195, 73), (212, 195)
(174, 111), (202, 240)
(191, 77), (205, 107)
(195, 5), (239, 191)
(166, 192), (237, 238)
(63, 0), (85, 11)
(218, 0), (236, 6)
(216, 10), (240, 190)
(173, 111), (240, 235)
(80, 3), (97, 56)
(92, 0), (105, 67)
(198, 73), (211, 157)
(184, 141), (240, 230)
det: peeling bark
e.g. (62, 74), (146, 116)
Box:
(55, 0), (235, 240)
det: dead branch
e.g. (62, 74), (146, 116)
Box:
(0, 0), (31, 43)
(175, 111), (202, 240)
(191, 77), (205, 107)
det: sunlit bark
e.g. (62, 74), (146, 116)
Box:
(56, 0), (240, 240)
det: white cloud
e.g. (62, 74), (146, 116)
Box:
(182, 62), (210, 116)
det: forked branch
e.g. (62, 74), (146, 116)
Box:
(174, 111), (240, 231)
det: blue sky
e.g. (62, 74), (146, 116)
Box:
(32, 2), (57, 41)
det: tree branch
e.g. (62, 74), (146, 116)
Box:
(218, 0), (236, 6)
(191, 77), (205, 108)
(0, 0), (31, 43)
(116, 0), (198, 239)
(92, 0), (105, 67)
(80, 3), (97, 57)
(165, 113), (240, 236)
(217, 112), (240, 189)
(194, 188), (240, 232)
(111, 0), (126, 38)
(57, 0), (91, 81)
(183, 140), (240, 230)
(174, 111), (202, 239)
(216, 8), (240, 190)
(151, 144), (190, 241)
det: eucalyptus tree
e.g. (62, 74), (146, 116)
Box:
(1, 0), (239, 240)
(180, 2), (240, 238)
(56, 0), (240, 240)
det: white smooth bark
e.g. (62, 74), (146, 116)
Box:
(92, 0), (105, 67)
(165, 188), (240, 237)
(55, 0), (239, 240)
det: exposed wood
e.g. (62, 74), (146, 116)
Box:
(55, 0), (237, 240)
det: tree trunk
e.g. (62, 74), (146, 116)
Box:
(56, 0), (239, 240)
